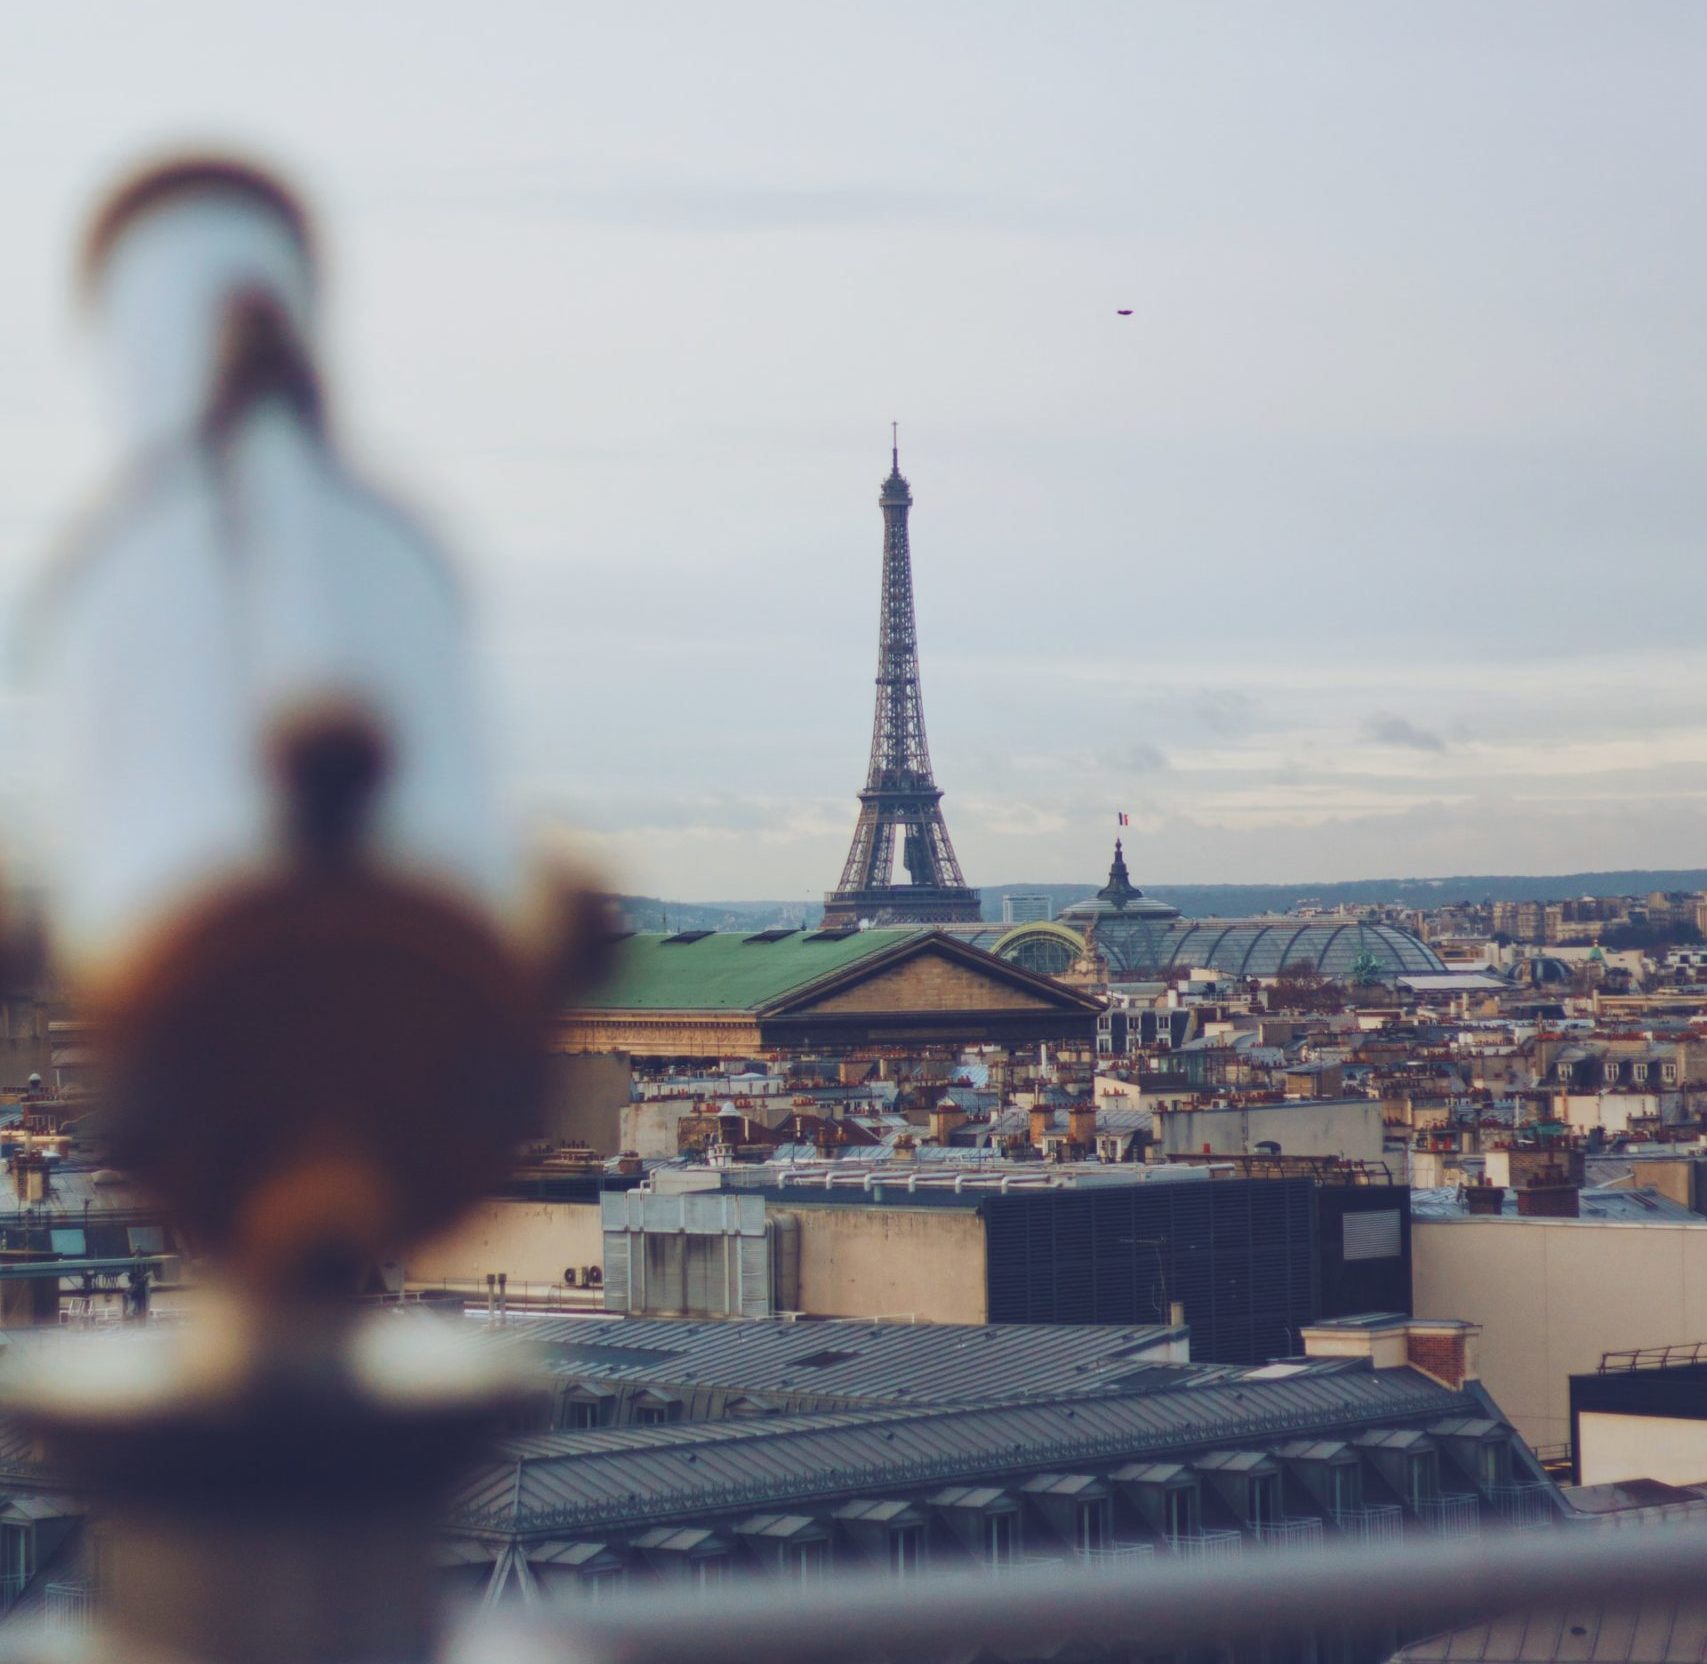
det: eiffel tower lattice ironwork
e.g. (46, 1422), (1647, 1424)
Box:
(822, 433), (981, 928)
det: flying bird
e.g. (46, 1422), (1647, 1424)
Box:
(1116, 308), (1133, 315)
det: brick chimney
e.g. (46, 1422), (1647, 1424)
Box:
(1029, 1106), (1051, 1147)
(1301, 1316), (1481, 1389)
(1067, 1103), (1098, 1149)
(1404, 1320), (1481, 1389)
(1464, 1182), (1505, 1216)
(1514, 1165), (1579, 1218)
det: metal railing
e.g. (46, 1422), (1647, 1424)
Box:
(1253, 1516), (1325, 1550)
(0, 1575), (23, 1615)
(1332, 1503), (1406, 1544)
(1599, 1340), (1707, 1373)
(1417, 1493), (1482, 1537)
(45, 1582), (92, 1629)
(1489, 1483), (1557, 1529)
(1079, 1543), (1155, 1570)
(1168, 1529), (1244, 1561)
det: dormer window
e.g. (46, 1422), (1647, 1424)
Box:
(0, 1524), (32, 1608)
(1164, 1486), (1199, 1541)
(1248, 1474), (1281, 1528)
(1329, 1464), (1362, 1515)
(692, 1556), (730, 1589)
(789, 1540), (828, 1583)
(1407, 1451), (1439, 1507)
(1479, 1441), (1512, 1491)
(889, 1527), (923, 1579)
(1076, 1501), (1109, 1553)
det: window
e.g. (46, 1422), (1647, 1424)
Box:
(985, 1513), (1017, 1566)
(1165, 1486), (1199, 1541)
(790, 1540), (828, 1583)
(1248, 1475), (1280, 1528)
(889, 1526), (922, 1579)
(1407, 1451), (1438, 1508)
(1664, 1064), (1679, 1084)
(1329, 1464), (1362, 1515)
(1479, 1441), (1511, 1491)
(0, 1526), (31, 1606)
(1077, 1502), (1108, 1553)
(559, 1399), (602, 1431)
(692, 1556), (730, 1588)
(633, 1402), (677, 1426)
(583, 1569), (624, 1602)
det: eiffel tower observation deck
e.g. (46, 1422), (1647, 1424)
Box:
(823, 434), (981, 928)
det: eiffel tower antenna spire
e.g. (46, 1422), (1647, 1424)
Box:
(822, 435), (981, 928)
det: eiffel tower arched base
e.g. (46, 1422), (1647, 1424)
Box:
(820, 885), (983, 929)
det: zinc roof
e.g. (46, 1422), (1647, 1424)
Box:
(1395, 1600), (1707, 1664)
(1410, 1186), (1705, 1224)
(483, 1314), (1195, 1406)
(581, 930), (926, 1012)
(448, 1364), (1477, 1537)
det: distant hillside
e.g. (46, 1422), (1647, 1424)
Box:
(616, 869), (1707, 932)
(981, 870), (1707, 923)
(613, 895), (819, 932)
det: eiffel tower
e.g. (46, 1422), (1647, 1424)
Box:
(822, 432), (981, 928)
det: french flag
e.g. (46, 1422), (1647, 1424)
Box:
(1117, 811), (1129, 826)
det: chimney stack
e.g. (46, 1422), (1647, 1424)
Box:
(1068, 1103), (1098, 1150)
(1515, 1166), (1580, 1218)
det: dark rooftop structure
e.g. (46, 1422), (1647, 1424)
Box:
(441, 1334), (1558, 1623)
(479, 1314), (1199, 1422)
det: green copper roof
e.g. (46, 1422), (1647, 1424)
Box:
(584, 929), (927, 1012)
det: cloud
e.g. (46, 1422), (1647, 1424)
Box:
(1363, 714), (1447, 752)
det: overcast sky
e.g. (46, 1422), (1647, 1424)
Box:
(1, 3), (1704, 901)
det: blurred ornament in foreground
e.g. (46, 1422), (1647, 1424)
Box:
(24, 156), (599, 1294)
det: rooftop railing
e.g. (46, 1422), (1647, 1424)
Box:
(1168, 1528), (1244, 1561)
(1332, 1503), (1406, 1544)
(1489, 1483), (1558, 1529)
(1417, 1493), (1483, 1537)
(1599, 1340), (1707, 1372)
(1079, 1543), (1156, 1570)
(1253, 1517), (1325, 1551)
(45, 1582), (93, 1630)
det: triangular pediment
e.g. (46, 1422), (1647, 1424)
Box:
(780, 946), (1062, 1016)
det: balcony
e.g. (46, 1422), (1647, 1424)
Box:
(1168, 1529), (1244, 1562)
(47, 1580), (94, 1628)
(1417, 1493), (1482, 1537)
(1332, 1504), (1406, 1544)
(1490, 1483), (1556, 1529)
(1079, 1544), (1156, 1571)
(1253, 1517), (1325, 1551)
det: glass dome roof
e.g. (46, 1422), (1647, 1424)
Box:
(1084, 916), (1445, 980)
(986, 915), (1443, 981)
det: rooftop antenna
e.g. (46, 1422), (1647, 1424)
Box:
(891, 420), (899, 471)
